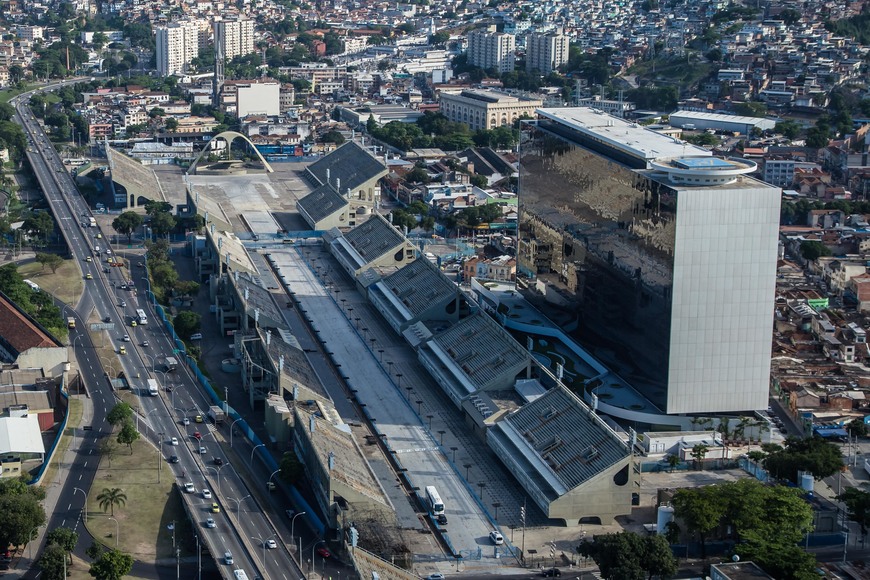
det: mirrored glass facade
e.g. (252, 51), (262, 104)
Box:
(518, 118), (780, 415)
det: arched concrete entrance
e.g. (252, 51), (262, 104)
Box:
(187, 130), (274, 175)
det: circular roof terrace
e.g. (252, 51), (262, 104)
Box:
(649, 156), (757, 186)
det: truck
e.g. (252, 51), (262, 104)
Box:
(147, 379), (159, 396)
(208, 405), (225, 424)
(164, 357), (179, 372)
(67, 317), (76, 329)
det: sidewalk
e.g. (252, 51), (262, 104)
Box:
(9, 392), (95, 577)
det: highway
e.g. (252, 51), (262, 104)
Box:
(13, 85), (275, 579)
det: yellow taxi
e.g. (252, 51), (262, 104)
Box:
(211, 503), (220, 513)
(85, 273), (93, 280)
(119, 345), (127, 355)
(85, 256), (92, 262)
(195, 415), (203, 423)
(95, 233), (102, 239)
(130, 320), (137, 327)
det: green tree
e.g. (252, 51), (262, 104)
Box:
(321, 130), (345, 144)
(165, 117), (179, 132)
(849, 418), (868, 438)
(0, 478), (47, 551)
(23, 210), (55, 243)
(279, 452), (305, 483)
(173, 310), (201, 340)
(806, 125), (830, 148)
(366, 114), (377, 133)
(578, 532), (674, 580)
(37, 543), (68, 580)
(470, 174), (488, 188)
(96, 488), (127, 516)
(839, 487), (870, 539)
(763, 436), (844, 482)
(644, 534), (678, 579)
(99, 438), (117, 467)
(106, 402), (132, 427)
(775, 120), (802, 140)
(89, 548), (133, 580)
(149, 211), (176, 237)
(112, 211), (144, 244)
(405, 167), (430, 183)
(45, 526), (78, 564)
(665, 454), (681, 472)
(116, 421), (139, 453)
(671, 485), (724, 558)
(35, 252), (64, 273)
(799, 240), (832, 261)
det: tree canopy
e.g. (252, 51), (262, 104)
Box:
(0, 477), (47, 551)
(577, 532), (677, 580)
(763, 436), (844, 482)
(112, 212), (144, 243)
(89, 547), (134, 580)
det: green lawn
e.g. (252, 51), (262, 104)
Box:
(18, 258), (84, 308)
(68, 553), (149, 580)
(85, 438), (193, 562)
(0, 83), (37, 104)
(40, 397), (83, 486)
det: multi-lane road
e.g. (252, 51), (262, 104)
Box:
(14, 84), (304, 580)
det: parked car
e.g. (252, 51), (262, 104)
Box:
(489, 531), (504, 545)
(316, 547), (331, 558)
(436, 514), (447, 525)
(542, 569), (561, 577)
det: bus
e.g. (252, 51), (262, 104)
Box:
(233, 570), (249, 580)
(425, 486), (444, 515)
(135, 309), (148, 325)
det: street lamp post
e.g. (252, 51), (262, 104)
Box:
(227, 494), (251, 519)
(230, 417), (244, 447)
(251, 533), (277, 569)
(108, 516), (119, 547)
(27, 527), (40, 559)
(73, 487), (87, 521)
(157, 432), (164, 483)
(291, 511), (307, 544)
(250, 443), (265, 468)
(312, 540), (326, 577)
(268, 469), (281, 485)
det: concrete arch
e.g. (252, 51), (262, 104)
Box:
(187, 130), (274, 175)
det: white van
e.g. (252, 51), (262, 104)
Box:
(189, 333), (203, 341)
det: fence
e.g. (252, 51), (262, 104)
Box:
(31, 384), (70, 485)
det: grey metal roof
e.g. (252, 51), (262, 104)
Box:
(504, 387), (628, 491)
(296, 183), (348, 225)
(306, 141), (387, 193)
(343, 214), (406, 262)
(434, 312), (530, 391)
(382, 258), (458, 319)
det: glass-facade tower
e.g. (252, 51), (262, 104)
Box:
(518, 109), (781, 415)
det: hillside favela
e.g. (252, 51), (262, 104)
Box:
(0, 0), (870, 579)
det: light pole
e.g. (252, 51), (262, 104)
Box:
(73, 487), (87, 521)
(108, 516), (119, 547)
(250, 443), (265, 468)
(268, 468), (281, 486)
(230, 417), (244, 447)
(206, 463), (237, 496)
(291, 511), (307, 544)
(157, 432), (164, 483)
(227, 494), (251, 519)
(312, 540), (326, 577)
(251, 533), (277, 568)
(27, 526), (40, 559)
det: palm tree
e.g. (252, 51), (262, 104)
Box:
(96, 488), (127, 516)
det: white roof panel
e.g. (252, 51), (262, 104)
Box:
(0, 415), (45, 455)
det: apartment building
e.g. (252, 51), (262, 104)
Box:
(214, 17), (255, 60)
(525, 31), (569, 74)
(156, 21), (199, 77)
(467, 25), (515, 74)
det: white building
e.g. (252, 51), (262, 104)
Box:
(467, 26), (515, 74)
(525, 31), (569, 75)
(214, 17), (255, 61)
(236, 82), (280, 118)
(762, 159), (818, 188)
(439, 89), (542, 131)
(156, 21), (199, 77)
(669, 111), (777, 135)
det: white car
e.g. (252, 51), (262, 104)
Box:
(265, 539), (278, 549)
(205, 518), (216, 529)
(122, 335), (130, 342)
(489, 531), (504, 545)
(202, 489), (212, 499)
(182, 417), (190, 426)
(170, 437), (179, 446)
(199, 446), (207, 455)
(184, 482), (195, 493)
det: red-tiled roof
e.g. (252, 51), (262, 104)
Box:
(0, 293), (57, 355)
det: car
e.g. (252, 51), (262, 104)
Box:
(85, 256), (92, 262)
(316, 547), (331, 558)
(199, 446), (207, 455)
(106, 248), (112, 254)
(214, 457), (224, 466)
(223, 551), (233, 565)
(123, 335), (130, 342)
(205, 518), (216, 529)
(169, 455), (179, 464)
(96, 233), (102, 239)
(427, 575), (445, 580)
(193, 431), (202, 440)
(119, 284), (128, 290)
(118, 345), (126, 355)
(142, 340), (150, 347)
(130, 320), (137, 327)
(184, 482), (195, 493)
(210, 503), (220, 513)
(182, 417), (190, 426)
(265, 539), (278, 549)
(195, 415), (203, 423)
(85, 273), (93, 280)
(103, 268), (109, 273)
(120, 301), (126, 308)
(137, 262), (144, 268)
(436, 513), (447, 525)
(489, 531), (504, 545)
(170, 437), (178, 446)
(542, 569), (561, 577)
(202, 489), (212, 499)
(103, 316), (111, 323)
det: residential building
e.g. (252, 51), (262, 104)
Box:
(467, 26), (515, 74)
(236, 81), (281, 118)
(518, 108), (781, 417)
(156, 21), (199, 77)
(214, 17), (254, 61)
(439, 89), (542, 132)
(526, 31), (569, 75)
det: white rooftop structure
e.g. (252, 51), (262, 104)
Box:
(536, 107), (710, 163)
(0, 414), (45, 457)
